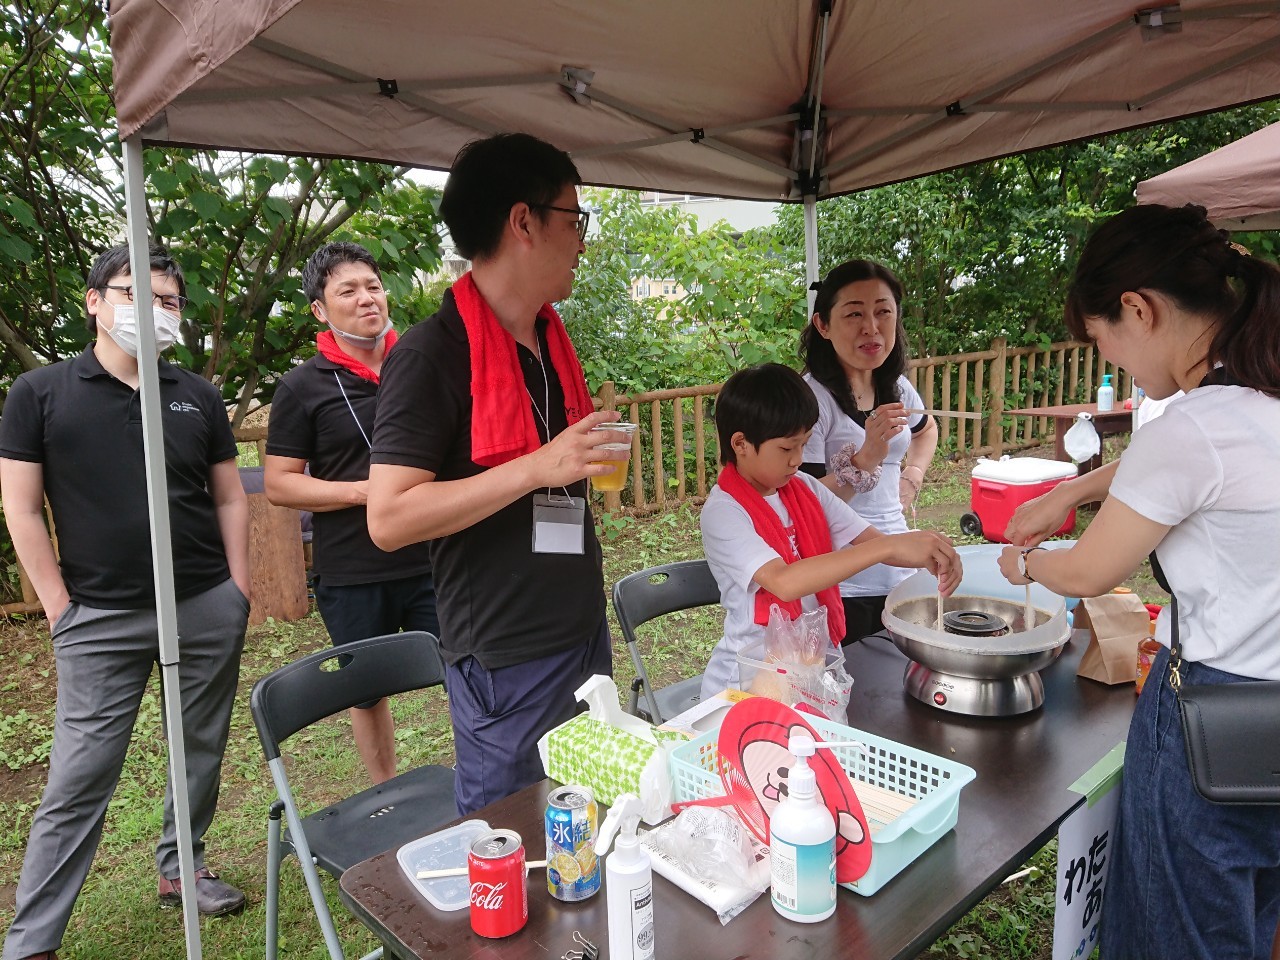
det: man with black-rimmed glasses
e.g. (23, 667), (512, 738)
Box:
(0, 243), (250, 960)
(367, 134), (622, 815)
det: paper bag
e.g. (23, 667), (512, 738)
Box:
(1076, 594), (1150, 684)
(537, 675), (682, 824)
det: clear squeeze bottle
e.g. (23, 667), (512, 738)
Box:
(1096, 373), (1115, 412)
(595, 793), (655, 960)
(769, 733), (837, 922)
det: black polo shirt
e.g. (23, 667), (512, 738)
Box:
(0, 347), (235, 609)
(370, 290), (605, 669)
(266, 352), (432, 586)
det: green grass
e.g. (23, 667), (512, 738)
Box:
(0, 443), (1158, 959)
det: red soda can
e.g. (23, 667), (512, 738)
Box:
(467, 829), (528, 938)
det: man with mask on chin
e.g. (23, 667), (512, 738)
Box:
(0, 243), (251, 960)
(264, 242), (437, 784)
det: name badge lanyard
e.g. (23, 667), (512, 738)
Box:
(334, 371), (373, 451)
(526, 352), (586, 555)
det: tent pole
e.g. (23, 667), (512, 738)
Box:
(804, 193), (819, 316)
(122, 135), (202, 960)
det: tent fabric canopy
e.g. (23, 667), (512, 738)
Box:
(111, 0), (1280, 203)
(1137, 119), (1280, 230)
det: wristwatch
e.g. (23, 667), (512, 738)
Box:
(1018, 546), (1046, 583)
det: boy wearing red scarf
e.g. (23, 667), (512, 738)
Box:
(701, 364), (961, 699)
(265, 242), (438, 784)
(367, 135), (626, 815)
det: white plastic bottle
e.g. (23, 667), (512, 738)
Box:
(594, 793), (655, 960)
(1096, 373), (1115, 412)
(769, 733), (837, 922)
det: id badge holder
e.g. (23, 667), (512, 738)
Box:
(532, 491), (586, 555)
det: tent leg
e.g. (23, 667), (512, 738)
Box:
(804, 193), (820, 316)
(122, 135), (202, 960)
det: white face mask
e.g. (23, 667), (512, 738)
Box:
(316, 304), (392, 349)
(101, 303), (184, 358)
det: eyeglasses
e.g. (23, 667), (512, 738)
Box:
(531, 204), (590, 242)
(98, 284), (188, 313)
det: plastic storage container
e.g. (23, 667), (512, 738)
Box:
(961, 456), (1078, 544)
(397, 819), (491, 911)
(668, 715), (975, 896)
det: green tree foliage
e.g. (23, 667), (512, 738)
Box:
(0, 1), (443, 422)
(775, 102), (1280, 358)
(561, 189), (806, 392)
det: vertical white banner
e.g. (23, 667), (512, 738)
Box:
(1053, 769), (1122, 960)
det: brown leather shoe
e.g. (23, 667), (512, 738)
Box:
(158, 867), (247, 916)
(20, 953), (57, 960)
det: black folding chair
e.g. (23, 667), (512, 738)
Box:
(251, 631), (456, 960)
(612, 559), (721, 723)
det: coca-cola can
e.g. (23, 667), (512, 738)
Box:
(467, 829), (528, 938)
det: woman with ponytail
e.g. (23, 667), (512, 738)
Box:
(998, 203), (1280, 959)
(799, 260), (940, 644)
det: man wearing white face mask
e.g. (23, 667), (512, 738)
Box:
(265, 242), (438, 784)
(0, 244), (251, 960)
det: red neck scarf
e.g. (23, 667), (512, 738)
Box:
(716, 463), (846, 645)
(316, 328), (398, 385)
(452, 271), (595, 468)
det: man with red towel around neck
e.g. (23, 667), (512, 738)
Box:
(265, 242), (439, 784)
(368, 134), (626, 814)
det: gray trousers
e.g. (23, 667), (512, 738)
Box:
(2, 578), (248, 960)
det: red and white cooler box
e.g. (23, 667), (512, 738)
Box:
(966, 456), (1078, 544)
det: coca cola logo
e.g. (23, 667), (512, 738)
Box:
(470, 881), (506, 910)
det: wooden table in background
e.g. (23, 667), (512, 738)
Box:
(1008, 402), (1133, 474)
(339, 633), (1136, 960)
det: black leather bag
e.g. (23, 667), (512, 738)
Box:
(1166, 595), (1280, 804)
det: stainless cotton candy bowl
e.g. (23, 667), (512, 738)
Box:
(881, 552), (1071, 716)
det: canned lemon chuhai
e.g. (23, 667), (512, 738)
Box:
(545, 784), (600, 901)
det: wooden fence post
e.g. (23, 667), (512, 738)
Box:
(987, 337), (1006, 458)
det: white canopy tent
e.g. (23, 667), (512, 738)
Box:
(1137, 118), (1280, 229)
(105, 1), (1280, 954)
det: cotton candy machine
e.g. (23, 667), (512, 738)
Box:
(881, 545), (1072, 716)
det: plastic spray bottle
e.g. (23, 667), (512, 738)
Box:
(1096, 373), (1115, 412)
(595, 793), (655, 960)
(769, 733), (837, 922)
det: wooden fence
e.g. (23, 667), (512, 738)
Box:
(589, 338), (1133, 514)
(226, 338), (1130, 517)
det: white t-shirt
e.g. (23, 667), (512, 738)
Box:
(1110, 384), (1280, 679)
(1134, 389), (1184, 430)
(699, 471), (871, 699)
(802, 373), (927, 597)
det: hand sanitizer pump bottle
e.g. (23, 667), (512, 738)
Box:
(1097, 374), (1115, 412)
(769, 734), (837, 922)
(595, 794), (655, 960)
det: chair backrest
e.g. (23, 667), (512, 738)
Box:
(251, 631), (445, 762)
(612, 559), (721, 647)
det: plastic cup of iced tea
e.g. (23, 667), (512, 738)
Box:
(589, 422), (637, 492)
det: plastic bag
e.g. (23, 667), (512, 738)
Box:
(644, 806), (770, 924)
(746, 605), (853, 722)
(1063, 412), (1100, 463)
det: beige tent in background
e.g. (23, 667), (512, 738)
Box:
(1138, 119), (1280, 229)
(104, 1), (1280, 956)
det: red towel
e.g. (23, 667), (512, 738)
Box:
(453, 271), (595, 468)
(316, 328), (398, 384)
(716, 463), (846, 645)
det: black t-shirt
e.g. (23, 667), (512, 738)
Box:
(370, 290), (605, 669)
(0, 348), (235, 608)
(266, 352), (432, 586)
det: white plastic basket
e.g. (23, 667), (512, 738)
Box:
(668, 714), (976, 895)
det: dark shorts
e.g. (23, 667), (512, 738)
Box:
(313, 571), (440, 708)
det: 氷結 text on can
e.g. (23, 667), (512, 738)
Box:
(468, 829), (528, 938)
(545, 784), (601, 901)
